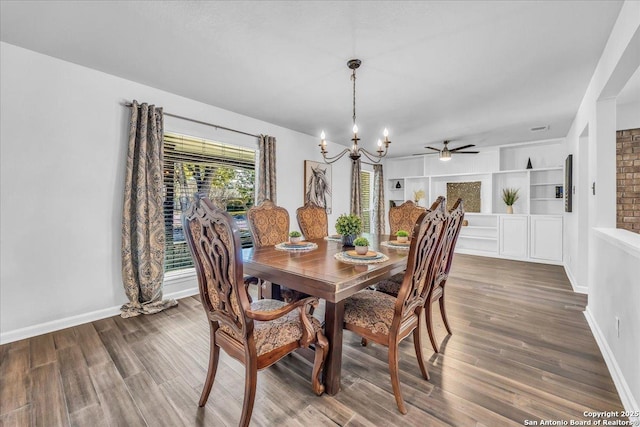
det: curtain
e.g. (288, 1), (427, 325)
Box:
(373, 164), (386, 234)
(121, 100), (177, 318)
(350, 158), (362, 216)
(257, 135), (277, 204)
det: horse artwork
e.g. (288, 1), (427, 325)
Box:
(304, 160), (332, 213)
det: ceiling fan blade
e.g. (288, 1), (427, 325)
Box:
(449, 144), (476, 152)
(424, 146), (441, 152)
(454, 151), (480, 154)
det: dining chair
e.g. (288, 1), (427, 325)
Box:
(247, 199), (290, 247)
(389, 200), (427, 236)
(296, 202), (328, 240)
(342, 201), (447, 414)
(377, 198), (464, 353)
(247, 200), (304, 302)
(183, 195), (329, 427)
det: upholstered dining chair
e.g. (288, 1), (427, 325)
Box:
(296, 202), (328, 240)
(247, 200), (309, 302)
(377, 198), (464, 353)
(389, 200), (427, 237)
(342, 201), (447, 414)
(183, 195), (328, 427)
(247, 200), (290, 248)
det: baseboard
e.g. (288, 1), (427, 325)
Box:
(584, 307), (639, 414)
(0, 286), (199, 345)
(563, 262), (588, 294)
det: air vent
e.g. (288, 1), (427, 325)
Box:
(530, 125), (549, 132)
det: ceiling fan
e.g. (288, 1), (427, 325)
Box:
(419, 140), (479, 161)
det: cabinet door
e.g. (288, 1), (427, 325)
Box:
(530, 216), (563, 261)
(499, 216), (528, 259)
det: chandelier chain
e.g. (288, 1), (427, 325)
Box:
(351, 69), (357, 125)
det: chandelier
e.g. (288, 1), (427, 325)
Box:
(319, 59), (391, 164)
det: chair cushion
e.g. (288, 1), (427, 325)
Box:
(375, 279), (401, 297)
(344, 290), (397, 336)
(252, 299), (322, 356)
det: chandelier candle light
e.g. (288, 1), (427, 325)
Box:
(319, 59), (391, 164)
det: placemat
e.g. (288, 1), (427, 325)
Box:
(324, 235), (343, 242)
(275, 241), (318, 251)
(334, 251), (389, 264)
(381, 240), (411, 250)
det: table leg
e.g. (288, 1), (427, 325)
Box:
(323, 300), (344, 395)
(259, 280), (282, 300)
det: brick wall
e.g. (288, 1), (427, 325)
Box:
(616, 128), (640, 233)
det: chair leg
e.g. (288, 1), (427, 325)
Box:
(361, 337), (368, 346)
(425, 299), (440, 353)
(412, 324), (430, 380)
(199, 322), (220, 407)
(388, 343), (407, 414)
(311, 332), (329, 395)
(239, 358), (258, 427)
(440, 287), (452, 335)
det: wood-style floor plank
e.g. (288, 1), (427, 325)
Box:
(29, 363), (69, 427)
(0, 254), (627, 426)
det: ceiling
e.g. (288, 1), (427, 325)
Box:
(0, 1), (625, 157)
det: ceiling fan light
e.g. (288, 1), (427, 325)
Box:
(439, 150), (452, 161)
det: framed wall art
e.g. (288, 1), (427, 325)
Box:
(565, 154), (573, 212)
(446, 181), (481, 212)
(304, 160), (332, 213)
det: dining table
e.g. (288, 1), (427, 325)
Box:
(242, 233), (410, 395)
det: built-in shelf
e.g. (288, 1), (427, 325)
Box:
(384, 139), (565, 263)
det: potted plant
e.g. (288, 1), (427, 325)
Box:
(335, 214), (363, 246)
(502, 188), (520, 214)
(396, 230), (409, 243)
(289, 230), (302, 243)
(353, 237), (370, 255)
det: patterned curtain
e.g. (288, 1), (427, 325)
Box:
(373, 164), (386, 234)
(257, 135), (277, 204)
(121, 100), (177, 318)
(350, 158), (362, 216)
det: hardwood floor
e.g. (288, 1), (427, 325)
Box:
(0, 255), (626, 426)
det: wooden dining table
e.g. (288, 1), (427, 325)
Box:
(242, 234), (410, 395)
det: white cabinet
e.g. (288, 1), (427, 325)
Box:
(499, 215), (529, 259)
(456, 214), (498, 256)
(530, 216), (563, 262)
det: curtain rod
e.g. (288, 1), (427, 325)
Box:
(123, 102), (260, 138)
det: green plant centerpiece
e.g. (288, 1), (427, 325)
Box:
(395, 229), (410, 243)
(289, 230), (302, 243)
(353, 237), (370, 255)
(502, 188), (520, 214)
(335, 214), (363, 247)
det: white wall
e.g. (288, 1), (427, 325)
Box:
(562, 0), (640, 413)
(0, 42), (352, 342)
(616, 100), (640, 131)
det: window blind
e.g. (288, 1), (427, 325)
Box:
(163, 132), (256, 273)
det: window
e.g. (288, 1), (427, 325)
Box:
(163, 132), (256, 273)
(360, 170), (372, 233)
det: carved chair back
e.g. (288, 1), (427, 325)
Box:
(438, 198), (465, 281)
(183, 196), (251, 340)
(247, 200), (289, 247)
(296, 202), (328, 240)
(393, 197), (447, 323)
(389, 200), (427, 236)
